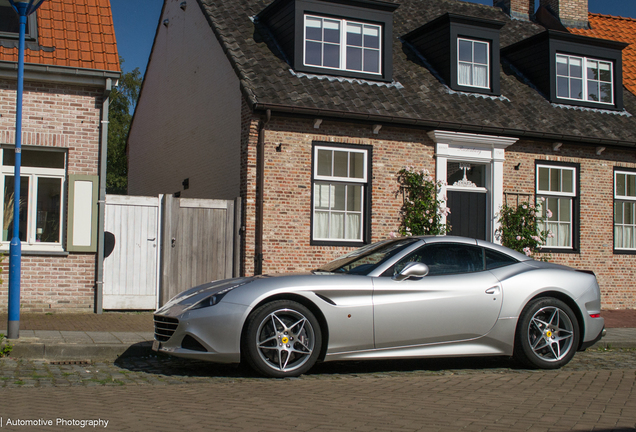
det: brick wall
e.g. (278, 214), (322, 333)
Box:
(242, 112), (636, 309)
(0, 79), (101, 312)
(494, 0), (535, 20)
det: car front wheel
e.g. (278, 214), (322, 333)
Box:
(514, 297), (579, 369)
(243, 300), (322, 378)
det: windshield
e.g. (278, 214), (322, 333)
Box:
(317, 238), (421, 275)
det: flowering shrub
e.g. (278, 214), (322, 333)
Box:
(496, 198), (552, 259)
(395, 167), (450, 236)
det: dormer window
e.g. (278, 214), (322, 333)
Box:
(403, 14), (505, 96)
(304, 15), (382, 75)
(458, 38), (489, 89)
(0, 0), (37, 40)
(258, 0), (397, 82)
(503, 30), (626, 111)
(556, 54), (613, 104)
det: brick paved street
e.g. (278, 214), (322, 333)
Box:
(0, 349), (635, 431)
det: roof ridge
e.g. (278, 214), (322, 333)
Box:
(588, 12), (636, 23)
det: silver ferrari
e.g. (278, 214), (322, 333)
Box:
(153, 236), (605, 377)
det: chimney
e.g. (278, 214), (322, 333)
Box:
(539, 0), (588, 28)
(494, 0), (535, 21)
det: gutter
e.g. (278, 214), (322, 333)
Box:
(95, 78), (113, 314)
(0, 61), (120, 87)
(251, 102), (636, 149)
(254, 109), (271, 275)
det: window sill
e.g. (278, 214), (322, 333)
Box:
(539, 247), (579, 254)
(613, 249), (636, 255)
(0, 247), (69, 257)
(311, 239), (367, 248)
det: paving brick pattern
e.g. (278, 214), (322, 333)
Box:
(0, 350), (635, 431)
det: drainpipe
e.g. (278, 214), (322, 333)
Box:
(95, 77), (113, 314)
(254, 109), (271, 275)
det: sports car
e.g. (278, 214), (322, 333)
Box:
(152, 236), (605, 377)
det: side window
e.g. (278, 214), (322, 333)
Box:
(485, 249), (518, 270)
(386, 243), (485, 277)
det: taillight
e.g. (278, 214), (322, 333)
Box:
(589, 313), (601, 318)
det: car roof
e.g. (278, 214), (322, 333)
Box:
(412, 235), (533, 262)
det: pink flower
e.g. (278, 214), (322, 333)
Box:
(389, 232), (397, 238)
(546, 209), (553, 218)
(516, 236), (521, 241)
(523, 247), (532, 256)
(429, 219), (433, 224)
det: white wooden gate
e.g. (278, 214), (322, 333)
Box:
(103, 195), (161, 309)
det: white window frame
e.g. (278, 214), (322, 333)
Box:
(457, 38), (490, 89)
(556, 54), (614, 105)
(303, 15), (382, 76)
(614, 170), (636, 251)
(312, 146), (368, 242)
(536, 164), (576, 249)
(0, 148), (66, 252)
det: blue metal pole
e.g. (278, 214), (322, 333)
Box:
(7, 3), (28, 340)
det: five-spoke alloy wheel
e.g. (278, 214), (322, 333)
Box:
(243, 300), (322, 378)
(515, 297), (580, 369)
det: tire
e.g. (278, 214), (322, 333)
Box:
(243, 300), (322, 378)
(514, 297), (580, 369)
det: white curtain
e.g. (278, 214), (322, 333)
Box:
(314, 211), (329, 239)
(474, 65), (487, 87)
(346, 213), (361, 240)
(458, 63), (471, 86)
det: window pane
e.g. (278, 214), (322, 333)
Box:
(550, 168), (561, 192)
(570, 58), (582, 77)
(314, 183), (330, 209)
(474, 65), (488, 87)
(347, 23), (362, 47)
(485, 249), (518, 270)
(3, 176), (29, 242)
(36, 177), (62, 243)
(600, 63), (612, 82)
(617, 173), (626, 196)
(474, 42), (488, 65)
(333, 151), (348, 177)
(0, 5), (21, 33)
(571, 78), (583, 99)
(333, 184), (346, 210)
(587, 61), (598, 80)
(305, 41), (322, 66)
(628, 174), (636, 197)
(347, 185), (362, 212)
(346, 46), (362, 71)
(458, 63), (472, 86)
(3, 149), (65, 169)
(615, 202), (623, 224)
(350, 152), (364, 179)
(560, 198), (571, 222)
(323, 20), (340, 43)
(363, 26), (380, 49)
(557, 76), (569, 98)
(317, 149), (332, 176)
(600, 83), (612, 103)
(547, 197), (558, 221)
(458, 39), (472, 62)
(626, 201), (635, 224)
(345, 213), (361, 240)
(562, 169), (573, 193)
(323, 43), (340, 68)
(363, 49), (380, 73)
(538, 167), (550, 191)
(314, 211), (329, 238)
(556, 56), (568, 76)
(331, 212), (345, 239)
(305, 17), (322, 41)
(588, 81), (599, 101)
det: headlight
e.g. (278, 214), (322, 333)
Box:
(182, 283), (246, 311)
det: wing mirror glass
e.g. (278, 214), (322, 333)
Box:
(392, 262), (429, 281)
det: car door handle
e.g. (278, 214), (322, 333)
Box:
(485, 286), (501, 295)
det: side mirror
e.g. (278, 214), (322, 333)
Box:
(392, 262), (429, 281)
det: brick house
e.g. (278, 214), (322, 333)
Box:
(128, 0), (636, 309)
(0, 0), (120, 312)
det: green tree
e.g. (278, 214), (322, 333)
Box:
(107, 57), (142, 194)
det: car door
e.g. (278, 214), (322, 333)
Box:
(372, 243), (503, 349)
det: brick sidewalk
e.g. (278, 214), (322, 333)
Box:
(0, 312), (154, 332)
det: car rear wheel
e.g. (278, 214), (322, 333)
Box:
(514, 297), (579, 369)
(243, 300), (322, 378)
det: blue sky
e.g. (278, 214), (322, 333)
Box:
(109, 0), (636, 77)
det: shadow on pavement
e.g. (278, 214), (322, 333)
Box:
(113, 347), (524, 379)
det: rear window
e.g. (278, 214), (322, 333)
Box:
(485, 249), (518, 270)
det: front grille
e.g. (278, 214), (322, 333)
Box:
(154, 315), (179, 342)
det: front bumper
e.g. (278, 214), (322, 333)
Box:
(152, 301), (249, 364)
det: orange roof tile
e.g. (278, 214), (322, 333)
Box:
(570, 13), (636, 96)
(0, 0), (119, 72)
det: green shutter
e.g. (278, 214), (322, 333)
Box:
(67, 175), (98, 252)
